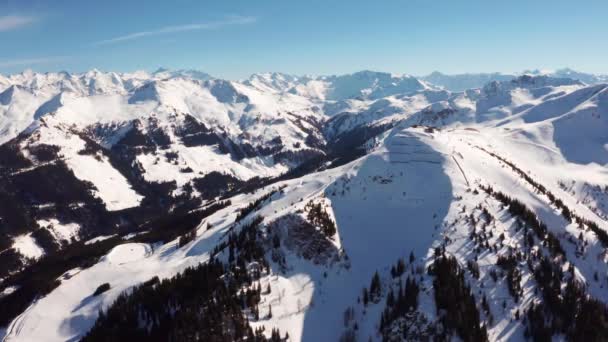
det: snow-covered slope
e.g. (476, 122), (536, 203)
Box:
(0, 69), (334, 273)
(2, 69), (608, 341)
(420, 71), (516, 92)
(288, 70), (433, 101)
(244, 72), (309, 93)
(5, 116), (608, 341)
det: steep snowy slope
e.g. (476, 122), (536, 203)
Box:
(324, 75), (592, 140)
(0, 70), (143, 145)
(0, 85), (51, 144)
(4, 111), (608, 341)
(0, 71), (330, 272)
(0, 69), (217, 145)
(23, 116), (144, 211)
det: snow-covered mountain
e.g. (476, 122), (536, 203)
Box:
(244, 70), (433, 101)
(420, 68), (608, 92)
(1, 69), (608, 341)
(420, 71), (516, 92)
(523, 67), (608, 85)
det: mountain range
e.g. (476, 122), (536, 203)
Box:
(1, 68), (608, 341)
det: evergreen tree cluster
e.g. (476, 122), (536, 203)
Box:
(478, 183), (608, 341)
(30, 227), (60, 253)
(0, 248), (24, 281)
(177, 228), (197, 248)
(466, 259), (480, 279)
(576, 216), (608, 248)
(0, 235), (122, 328)
(83, 215), (285, 341)
(190, 171), (245, 198)
(135, 200), (231, 246)
(361, 271), (382, 306)
(390, 258), (406, 278)
(496, 254), (523, 302)
(525, 256), (608, 342)
(305, 201), (337, 238)
(369, 271), (382, 302)
(428, 251), (488, 342)
(477, 147), (608, 248)
(481, 185), (564, 257)
(225, 216), (269, 283)
(83, 259), (261, 341)
(379, 275), (420, 339)
(235, 188), (283, 222)
(92, 283), (111, 296)
(0, 200), (230, 329)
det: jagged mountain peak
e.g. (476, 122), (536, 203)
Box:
(481, 74), (583, 97)
(33, 92), (72, 119)
(420, 71), (516, 92)
(151, 67), (213, 81)
(244, 72), (307, 93)
(511, 74), (584, 87)
(287, 70), (432, 101)
(0, 84), (24, 105)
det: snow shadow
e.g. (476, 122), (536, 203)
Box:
(519, 84), (608, 165)
(299, 130), (453, 341)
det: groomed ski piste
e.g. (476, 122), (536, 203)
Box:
(4, 105), (608, 341)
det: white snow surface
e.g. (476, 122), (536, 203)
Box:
(24, 119), (144, 211)
(6, 115), (608, 340)
(37, 219), (80, 242)
(11, 233), (45, 260)
(2, 69), (608, 341)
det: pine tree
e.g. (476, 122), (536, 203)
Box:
(386, 288), (395, 307)
(397, 258), (406, 276)
(370, 271), (381, 300)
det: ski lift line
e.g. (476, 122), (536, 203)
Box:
(451, 154), (470, 187)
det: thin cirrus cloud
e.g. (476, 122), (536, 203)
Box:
(0, 15), (36, 32)
(0, 56), (67, 68)
(91, 15), (257, 46)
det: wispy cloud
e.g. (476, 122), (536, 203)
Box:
(92, 15), (256, 46)
(0, 56), (67, 68)
(0, 15), (36, 32)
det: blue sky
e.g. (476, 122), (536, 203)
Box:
(0, 0), (607, 79)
